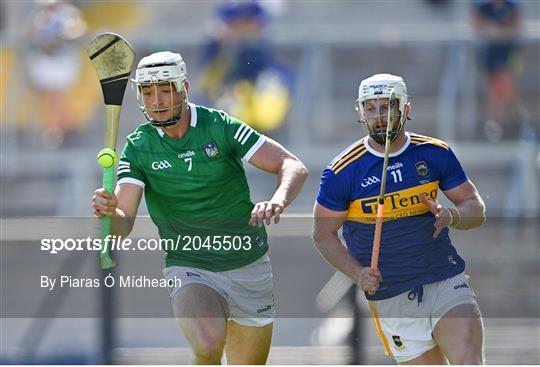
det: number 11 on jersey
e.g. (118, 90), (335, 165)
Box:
(390, 169), (402, 183)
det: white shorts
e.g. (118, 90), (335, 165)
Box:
(163, 254), (274, 327)
(368, 272), (478, 363)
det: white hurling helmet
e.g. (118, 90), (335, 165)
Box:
(354, 73), (409, 145)
(133, 51), (187, 127)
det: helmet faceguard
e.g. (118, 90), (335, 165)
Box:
(354, 74), (409, 145)
(132, 51), (188, 128)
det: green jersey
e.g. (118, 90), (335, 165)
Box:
(117, 103), (268, 271)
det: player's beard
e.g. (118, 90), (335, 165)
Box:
(366, 118), (401, 145)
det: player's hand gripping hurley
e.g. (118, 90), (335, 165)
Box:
(86, 33), (136, 269)
(370, 89), (396, 273)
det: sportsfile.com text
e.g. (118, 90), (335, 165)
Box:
(40, 235), (254, 254)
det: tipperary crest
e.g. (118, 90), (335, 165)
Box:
(392, 335), (405, 350)
(415, 161), (429, 176)
(203, 141), (220, 159)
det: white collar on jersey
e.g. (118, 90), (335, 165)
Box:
(189, 102), (198, 127)
(363, 132), (411, 158)
(156, 102), (198, 137)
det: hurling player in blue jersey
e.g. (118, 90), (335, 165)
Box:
(313, 74), (486, 364)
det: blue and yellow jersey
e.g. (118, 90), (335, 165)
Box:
(316, 133), (468, 300)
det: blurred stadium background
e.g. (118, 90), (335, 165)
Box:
(1, 0), (539, 365)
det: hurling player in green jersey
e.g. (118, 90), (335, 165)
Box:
(92, 51), (308, 364)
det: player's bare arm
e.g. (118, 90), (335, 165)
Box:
(312, 203), (382, 294)
(247, 138), (308, 226)
(420, 179), (486, 238)
(444, 180), (486, 229)
(92, 183), (143, 237)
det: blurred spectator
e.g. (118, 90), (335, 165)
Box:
(26, 0), (86, 148)
(423, 0), (451, 7)
(0, 1), (4, 34)
(470, 0), (525, 142)
(195, 1), (293, 133)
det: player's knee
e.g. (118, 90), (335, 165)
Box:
(192, 336), (225, 362)
(449, 325), (483, 364)
(452, 348), (483, 365)
(188, 325), (226, 361)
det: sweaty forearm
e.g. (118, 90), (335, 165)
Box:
(452, 197), (486, 230)
(271, 158), (308, 208)
(313, 232), (362, 284)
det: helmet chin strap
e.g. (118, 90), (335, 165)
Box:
(362, 117), (406, 145)
(149, 100), (188, 128)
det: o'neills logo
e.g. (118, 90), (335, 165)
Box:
(387, 162), (403, 171)
(178, 151), (195, 159)
(257, 304), (272, 313)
